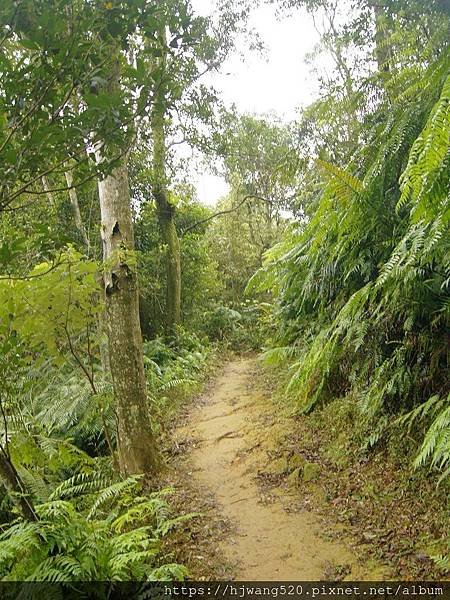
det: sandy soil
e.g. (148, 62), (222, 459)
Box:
(173, 357), (381, 580)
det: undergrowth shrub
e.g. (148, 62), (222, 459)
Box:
(143, 328), (211, 425)
(251, 50), (450, 480)
(201, 300), (272, 350)
(0, 309), (201, 583)
(0, 475), (188, 581)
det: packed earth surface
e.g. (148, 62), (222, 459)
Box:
(168, 358), (393, 580)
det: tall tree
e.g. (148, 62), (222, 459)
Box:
(91, 3), (168, 473)
(97, 150), (157, 474)
(0, 0), (164, 475)
(143, 0), (249, 334)
(150, 27), (182, 332)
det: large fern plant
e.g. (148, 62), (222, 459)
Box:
(0, 474), (188, 582)
(253, 35), (449, 479)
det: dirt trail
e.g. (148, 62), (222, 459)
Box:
(175, 358), (373, 580)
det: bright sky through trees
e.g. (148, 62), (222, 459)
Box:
(191, 0), (320, 205)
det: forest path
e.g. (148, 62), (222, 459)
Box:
(174, 357), (374, 580)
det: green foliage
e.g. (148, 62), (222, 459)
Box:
(135, 191), (222, 337)
(0, 360), (190, 582)
(0, 0), (161, 215)
(34, 372), (115, 454)
(201, 300), (272, 350)
(0, 243), (203, 580)
(0, 0), (261, 585)
(0, 251), (202, 582)
(397, 394), (450, 482)
(0, 248), (100, 362)
(0, 0), (447, 583)
(205, 190), (287, 307)
(253, 11), (450, 478)
(0, 475), (187, 581)
(143, 328), (211, 425)
(201, 304), (243, 341)
(219, 114), (301, 207)
(431, 549), (450, 572)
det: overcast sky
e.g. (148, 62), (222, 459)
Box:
(189, 0), (322, 205)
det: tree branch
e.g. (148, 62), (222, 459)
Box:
(180, 193), (271, 235)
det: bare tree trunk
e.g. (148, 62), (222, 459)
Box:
(65, 170), (90, 252)
(151, 91), (181, 333)
(96, 157), (159, 475)
(159, 202), (181, 333)
(41, 176), (55, 207)
(372, 3), (391, 74)
(0, 450), (37, 522)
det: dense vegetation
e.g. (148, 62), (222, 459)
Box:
(251, 0), (450, 482)
(0, 0), (448, 584)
